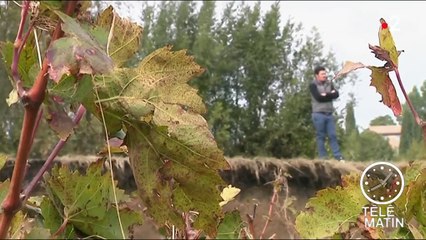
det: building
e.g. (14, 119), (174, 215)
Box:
(368, 125), (402, 150)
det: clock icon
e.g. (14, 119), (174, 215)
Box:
(360, 162), (404, 205)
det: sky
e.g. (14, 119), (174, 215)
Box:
(109, 1), (426, 130)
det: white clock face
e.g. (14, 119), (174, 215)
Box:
(360, 162), (404, 205)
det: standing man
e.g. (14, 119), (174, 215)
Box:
(309, 66), (344, 161)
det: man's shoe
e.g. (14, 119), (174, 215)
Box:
(336, 156), (345, 162)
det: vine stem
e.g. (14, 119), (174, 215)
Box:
(21, 105), (86, 202)
(52, 218), (69, 238)
(392, 65), (426, 140)
(259, 187), (278, 239)
(11, 0), (30, 98)
(393, 66), (422, 125)
(0, 2), (78, 238)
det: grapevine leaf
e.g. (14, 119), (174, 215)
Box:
(40, 197), (75, 239)
(45, 161), (112, 220)
(96, 6), (143, 67)
(368, 66), (402, 116)
(0, 41), (38, 87)
(379, 18), (399, 67)
(46, 11), (114, 82)
(126, 122), (227, 236)
(295, 174), (368, 239)
(72, 207), (142, 239)
(89, 46), (206, 135)
(44, 96), (75, 140)
(43, 161), (142, 238)
(369, 44), (392, 64)
(395, 169), (426, 224)
(48, 75), (93, 103)
(85, 45), (227, 235)
(334, 61), (366, 80)
(217, 211), (243, 239)
(402, 161), (426, 183)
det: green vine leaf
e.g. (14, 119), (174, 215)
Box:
(48, 75), (94, 104)
(43, 160), (143, 238)
(295, 174), (368, 239)
(40, 197), (75, 239)
(0, 41), (38, 88)
(46, 11), (114, 82)
(0, 40), (38, 106)
(368, 66), (402, 116)
(395, 169), (426, 225)
(217, 210), (244, 239)
(96, 6), (143, 67)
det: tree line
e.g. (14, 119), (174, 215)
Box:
(0, 1), (422, 161)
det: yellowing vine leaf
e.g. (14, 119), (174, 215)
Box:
(219, 185), (241, 207)
(84, 45), (230, 236)
(89, 46), (207, 133)
(368, 66), (402, 116)
(46, 11), (114, 82)
(295, 174), (368, 239)
(96, 6), (143, 67)
(334, 61), (366, 80)
(379, 18), (399, 67)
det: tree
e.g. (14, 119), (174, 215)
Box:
(345, 93), (358, 134)
(399, 86), (424, 154)
(356, 130), (394, 161)
(369, 115), (396, 126)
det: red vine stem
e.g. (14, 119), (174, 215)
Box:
(52, 218), (69, 238)
(0, 2), (78, 238)
(392, 64), (426, 140)
(11, 1), (30, 98)
(393, 66), (423, 125)
(22, 105), (86, 202)
(259, 188), (278, 239)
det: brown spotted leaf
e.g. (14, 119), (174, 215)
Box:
(85, 45), (228, 236)
(44, 161), (142, 238)
(369, 44), (392, 64)
(295, 174), (368, 238)
(88, 45), (207, 133)
(334, 61), (366, 80)
(368, 66), (402, 116)
(96, 6), (143, 67)
(46, 11), (114, 82)
(44, 96), (75, 140)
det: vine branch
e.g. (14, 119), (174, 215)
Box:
(22, 105), (86, 202)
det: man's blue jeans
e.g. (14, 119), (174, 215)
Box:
(312, 112), (342, 159)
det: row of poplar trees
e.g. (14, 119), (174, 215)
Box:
(1, 1), (420, 160)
